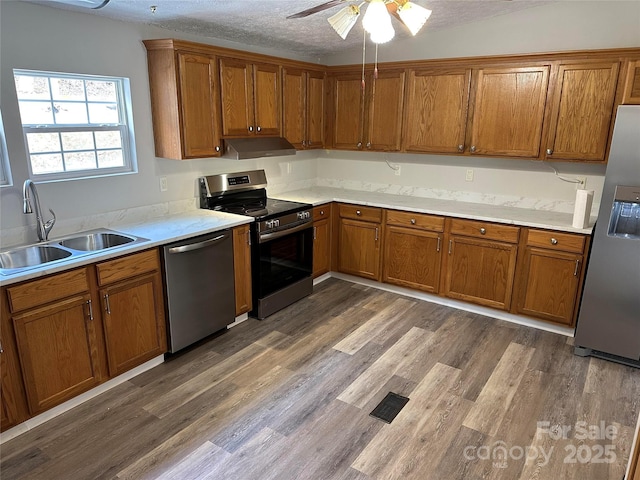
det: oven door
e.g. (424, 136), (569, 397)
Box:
(253, 222), (313, 299)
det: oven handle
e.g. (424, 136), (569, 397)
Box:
(259, 222), (312, 244)
(168, 233), (228, 254)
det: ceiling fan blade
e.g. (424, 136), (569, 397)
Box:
(286, 0), (346, 19)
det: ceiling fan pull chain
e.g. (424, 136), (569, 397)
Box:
(374, 43), (379, 80)
(359, 28), (367, 148)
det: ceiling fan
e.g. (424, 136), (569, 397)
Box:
(287, 0), (432, 44)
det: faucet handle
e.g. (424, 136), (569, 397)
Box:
(44, 208), (56, 235)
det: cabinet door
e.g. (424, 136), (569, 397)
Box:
(544, 62), (619, 161)
(313, 218), (331, 278)
(177, 52), (222, 158)
(282, 68), (305, 148)
(403, 68), (471, 154)
(622, 59), (640, 105)
(515, 247), (582, 326)
(444, 236), (518, 310)
(253, 63), (281, 136)
(332, 73), (364, 150)
(233, 224), (253, 316)
(307, 71), (326, 149)
(13, 294), (101, 415)
(338, 218), (381, 280)
(383, 226), (442, 293)
(219, 57), (254, 136)
(100, 273), (166, 377)
(470, 66), (549, 157)
(366, 70), (405, 151)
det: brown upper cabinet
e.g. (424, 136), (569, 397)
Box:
(543, 61), (620, 162)
(282, 68), (326, 149)
(402, 67), (471, 154)
(468, 65), (550, 158)
(330, 69), (405, 151)
(143, 41), (223, 160)
(219, 58), (281, 137)
(622, 59), (640, 104)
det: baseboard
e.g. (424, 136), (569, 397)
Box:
(326, 272), (575, 338)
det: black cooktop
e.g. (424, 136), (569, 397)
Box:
(201, 188), (310, 220)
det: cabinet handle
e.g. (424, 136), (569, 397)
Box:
(87, 299), (94, 321)
(104, 294), (111, 315)
(574, 259), (581, 276)
(550, 237), (558, 245)
(0, 340), (4, 354)
(313, 226), (317, 240)
(470, 145), (476, 153)
(458, 144), (464, 152)
(249, 126), (254, 132)
(357, 142), (363, 149)
(480, 227), (486, 235)
(366, 142), (371, 149)
(410, 218), (416, 225)
(308, 141), (313, 147)
(448, 239), (453, 255)
(257, 126), (262, 133)
(247, 230), (251, 246)
(546, 148), (553, 155)
(302, 140), (307, 147)
(215, 145), (220, 152)
(375, 227), (379, 241)
(356, 210), (361, 216)
(437, 237), (441, 252)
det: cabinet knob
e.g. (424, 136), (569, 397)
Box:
(357, 142), (362, 149)
(320, 210), (324, 215)
(257, 126), (262, 133)
(479, 227), (486, 235)
(458, 144), (464, 152)
(248, 126), (254, 132)
(410, 218), (416, 225)
(550, 237), (558, 245)
(546, 148), (553, 155)
(470, 145), (477, 153)
(366, 142), (372, 149)
(215, 145), (220, 152)
(356, 210), (361, 216)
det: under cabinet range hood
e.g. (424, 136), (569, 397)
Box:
(223, 137), (296, 160)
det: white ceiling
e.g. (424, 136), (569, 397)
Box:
(22, 0), (550, 58)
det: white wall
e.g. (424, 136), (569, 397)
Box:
(0, 1), (317, 238)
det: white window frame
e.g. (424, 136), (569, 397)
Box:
(13, 69), (137, 182)
(0, 110), (13, 187)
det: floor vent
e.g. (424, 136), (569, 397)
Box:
(369, 392), (409, 423)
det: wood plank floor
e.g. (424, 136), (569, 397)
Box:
(2, 278), (639, 480)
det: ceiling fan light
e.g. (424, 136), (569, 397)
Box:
(328, 5), (360, 40)
(398, 2), (432, 36)
(370, 22), (395, 44)
(362, 0), (392, 34)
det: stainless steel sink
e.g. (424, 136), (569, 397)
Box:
(58, 232), (136, 251)
(0, 228), (149, 275)
(0, 244), (72, 269)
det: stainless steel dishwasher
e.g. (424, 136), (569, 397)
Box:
(162, 229), (234, 353)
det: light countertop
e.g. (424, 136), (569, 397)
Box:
(0, 210), (252, 287)
(275, 187), (594, 235)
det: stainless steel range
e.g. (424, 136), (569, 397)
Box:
(199, 170), (313, 319)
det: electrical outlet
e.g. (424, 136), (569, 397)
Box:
(160, 176), (168, 192)
(465, 169), (474, 182)
(576, 177), (587, 190)
(394, 164), (401, 176)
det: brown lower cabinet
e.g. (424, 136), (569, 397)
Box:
(513, 229), (589, 327)
(0, 248), (167, 429)
(337, 204), (383, 280)
(233, 224), (253, 316)
(313, 205), (332, 278)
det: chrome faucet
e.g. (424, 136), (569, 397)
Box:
(23, 179), (56, 242)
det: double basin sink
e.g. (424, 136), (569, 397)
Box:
(0, 229), (149, 275)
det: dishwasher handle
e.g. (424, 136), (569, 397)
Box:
(168, 233), (228, 254)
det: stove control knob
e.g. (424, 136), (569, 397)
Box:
(266, 220), (274, 229)
(274, 219), (280, 227)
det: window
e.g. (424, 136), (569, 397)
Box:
(13, 69), (137, 181)
(0, 110), (12, 187)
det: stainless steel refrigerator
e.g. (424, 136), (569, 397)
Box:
(574, 105), (640, 367)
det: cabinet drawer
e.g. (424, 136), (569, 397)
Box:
(450, 218), (520, 243)
(96, 249), (160, 286)
(526, 229), (585, 254)
(313, 204), (331, 221)
(7, 268), (89, 312)
(386, 210), (444, 232)
(338, 204), (382, 223)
